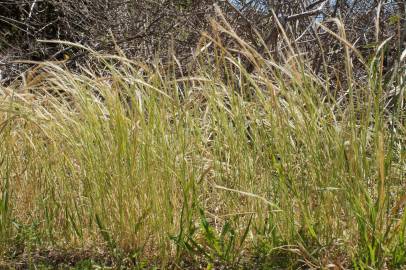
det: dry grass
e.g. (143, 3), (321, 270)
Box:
(0, 20), (405, 269)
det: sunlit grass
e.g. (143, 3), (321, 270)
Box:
(0, 21), (405, 269)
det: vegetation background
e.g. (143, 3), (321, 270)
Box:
(0, 0), (405, 269)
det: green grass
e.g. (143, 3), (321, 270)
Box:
(0, 22), (405, 269)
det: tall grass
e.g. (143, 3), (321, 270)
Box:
(0, 18), (405, 269)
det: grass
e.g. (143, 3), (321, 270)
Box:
(0, 19), (405, 269)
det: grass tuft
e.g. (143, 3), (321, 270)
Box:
(0, 21), (405, 269)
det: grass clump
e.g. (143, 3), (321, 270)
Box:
(0, 20), (405, 269)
